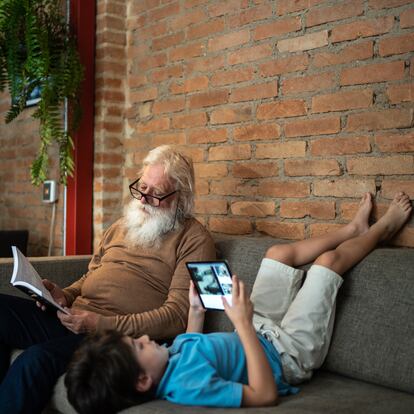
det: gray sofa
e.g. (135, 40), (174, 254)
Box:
(0, 236), (413, 413)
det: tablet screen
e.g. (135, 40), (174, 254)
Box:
(186, 261), (233, 311)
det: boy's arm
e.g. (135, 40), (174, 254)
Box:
(223, 276), (278, 407)
(186, 281), (206, 333)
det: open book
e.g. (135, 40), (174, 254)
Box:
(10, 246), (69, 314)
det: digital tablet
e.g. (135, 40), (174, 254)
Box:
(186, 261), (233, 311)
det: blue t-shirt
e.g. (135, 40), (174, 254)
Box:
(156, 332), (299, 407)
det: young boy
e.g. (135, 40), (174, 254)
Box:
(65, 192), (412, 414)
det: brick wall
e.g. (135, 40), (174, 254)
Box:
(122, 0), (414, 246)
(0, 99), (64, 256)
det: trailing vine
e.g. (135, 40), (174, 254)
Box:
(0, 0), (83, 185)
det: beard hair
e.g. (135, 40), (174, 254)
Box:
(124, 200), (179, 249)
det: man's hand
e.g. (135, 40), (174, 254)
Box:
(222, 275), (253, 330)
(57, 309), (99, 334)
(36, 279), (68, 311)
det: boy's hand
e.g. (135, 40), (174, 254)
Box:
(222, 275), (253, 329)
(189, 281), (206, 315)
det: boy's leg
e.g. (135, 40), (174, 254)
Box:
(280, 192), (412, 378)
(252, 193), (373, 325)
(265, 193), (372, 267)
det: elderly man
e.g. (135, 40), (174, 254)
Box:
(0, 145), (216, 414)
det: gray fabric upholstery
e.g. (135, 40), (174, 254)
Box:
(0, 237), (413, 414)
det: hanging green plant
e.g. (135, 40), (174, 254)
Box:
(0, 0), (83, 185)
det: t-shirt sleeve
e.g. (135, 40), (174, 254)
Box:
(163, 361), (243, 407)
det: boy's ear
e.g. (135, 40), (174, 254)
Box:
(135, 373), (153, 392)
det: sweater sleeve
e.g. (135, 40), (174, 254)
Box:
(62, 223), (112, 305)
(95, 226), (216, 339)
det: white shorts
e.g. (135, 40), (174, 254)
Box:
(251, 258), (343, 384)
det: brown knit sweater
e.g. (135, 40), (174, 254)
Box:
(62, 218), (215, 339)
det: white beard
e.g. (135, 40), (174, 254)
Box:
(124, 200), (179, 249)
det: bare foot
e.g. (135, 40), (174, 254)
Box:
(347, 192), (373, 237)
(376, 192), (412, 241)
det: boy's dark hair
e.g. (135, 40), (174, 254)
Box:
(65, 330), (155, 414)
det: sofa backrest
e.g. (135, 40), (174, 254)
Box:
(208, 236), (414, 395)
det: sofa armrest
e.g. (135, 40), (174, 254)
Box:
(0, 255), (91, 298)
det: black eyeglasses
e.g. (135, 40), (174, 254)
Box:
(129, 178), (178, 207)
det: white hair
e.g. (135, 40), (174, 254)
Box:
(140, 145), (195, 220)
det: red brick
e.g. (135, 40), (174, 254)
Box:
(177, 146), (205, 163)
(259, 55), (309, 77)
(152, 32), (185, 51)
(152, 97), (185, 114)
(311, 136), (371, 156)
(312, 89), (373, 113)
(277, 30), (328, 53)
(130, 0), (161, 15)
(313, 41), (373, 68)
(151, 132), (186, 146)
(280, 201), (336, 219)
(194, 163), (228, 178)
(195, 178), (209, 196)
(208, 30), (250, 52)
(282, 72), (335, 95)
(185, 55), (226, 73)
(401, 8), (414, 28)
(276, 0), (325, 15)
(256, 221), (305, 240)
(211, 178), (255, 196)
(209, 217), (252, 235)
(136, 117), (170, 134)
(233, 162), (279, 178)
(340, 61), (405, 85)
(233, 123), (281, 141)
(151, 65), (183, 83)
(257, 100), (306, 119)
(330, 17), (394, 43)
(285, 117), (340, 138)
(187, 128), (228, 144)
(346, 109), (412, 131)
(256, 142), (306, 159)
(369, 0), (413, 9)
(172, 112), (207, 128)
(211, 106), (252, 124)
(98, 15), (125, 31)
(285, 159), (341, 176)
(128, 75), (147, 88)
(97, 45), (125, 61)
(96, 30), (126, 46)
(230, 201), (274, 218)
(379, 33), (414, 57)
(96, 61), (126, 74)
(347, 156), (414, 175)
(258, 181), (310, 198)
(231, 82), (277, 103)
(411, 57), (414, 77)
(313, 179), (376, 197)
(209, 144), (251, 161)
(253, 16), (301, 40)
(170, 42), (205, 61)
(194, 199), (227, 214)
(208, 0), (249, 17)
(310, 224), (345, 238)
(136, 22), (167, 41)
(189, 90), (229, 109)
(137, 53), (167, 71)
(308, 0), (364, 27)
(211, 68), (254, 86)
(381, 180), (414, 199)
(375, 132), (414, 152)
(228, 4), (272, 28)
(148, 2), (180, 21)
(170, 76), (209, 94)
(169, 9), (206, 31)
(228, 43), (273, 65)
(387, 82), (414, 104)
(187, 17), (225, 40)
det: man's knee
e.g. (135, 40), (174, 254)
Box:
(314, 250), (340, 270)
(265, 244), (294, 265)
